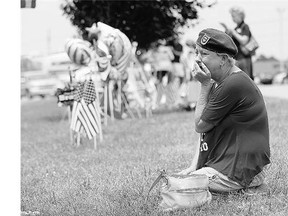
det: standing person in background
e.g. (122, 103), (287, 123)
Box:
(179, 39), (200, 110)
(153, 41), (175, 106)
(170, 38), (185, 106)
(171, 38), (184, 84)
(182, 40), (197, 86)
(220, 6), (254, 80)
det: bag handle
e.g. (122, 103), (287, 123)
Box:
(145, 170), (167, 202)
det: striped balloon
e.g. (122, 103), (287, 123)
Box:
(95, 40), (111, 73)
(65, 39), (93, 65)
(113, 30), (132, 75)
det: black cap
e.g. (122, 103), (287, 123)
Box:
(196, 28), (238, 57)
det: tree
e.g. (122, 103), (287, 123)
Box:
(21, 56), (42, 72)
(61, 0), (215, 50)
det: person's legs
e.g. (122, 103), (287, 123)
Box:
(247, 165), (269, 188)
(192, 167), (243, 193)
(243, 166), (269, 195)
(192, 166), (268, 193)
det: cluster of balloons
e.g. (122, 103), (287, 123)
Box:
(64, 22), (132, 82)
(65, 39), (93, 66)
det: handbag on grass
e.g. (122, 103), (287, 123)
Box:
(240, 35), (259, 56)
(147, 170), (212, 211)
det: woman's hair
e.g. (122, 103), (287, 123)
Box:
(229, 6), (245, 20)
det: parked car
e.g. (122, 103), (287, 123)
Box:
(21, 76), (29, 98)
(254, 74), (274, 85)
(253, 58), (280, 85)
(273, 72), (288, 84)
(21, 71), (65, 98)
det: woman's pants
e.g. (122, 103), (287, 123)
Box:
(192, 166), (268, 193)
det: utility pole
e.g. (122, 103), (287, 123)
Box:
(47, 29), (51, 55)
(277, 8), (285, 73)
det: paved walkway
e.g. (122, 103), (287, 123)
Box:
(257, 84), (288, 100)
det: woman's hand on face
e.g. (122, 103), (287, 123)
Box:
(192, 61), (211, 85)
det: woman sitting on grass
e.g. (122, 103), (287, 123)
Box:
(179, 28), (270, 193)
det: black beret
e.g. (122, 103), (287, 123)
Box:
(196, 28), (238, 57)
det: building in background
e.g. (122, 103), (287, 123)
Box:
(253, 56), (288, 84)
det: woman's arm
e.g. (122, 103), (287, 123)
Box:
(193, 61), (214, 133)
(219, 22), (249, 45)
(194, 83), (214, 133)
(229, 29), (249, 45)
(177, 140), (200, 175)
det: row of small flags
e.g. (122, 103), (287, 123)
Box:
(21, 0), (36, 8)
(156, 79), (200, 107)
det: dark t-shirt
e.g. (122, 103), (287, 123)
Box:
(196, 72), (270, 187)
(232, 21), (252, 59)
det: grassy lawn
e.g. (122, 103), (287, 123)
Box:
(21, 96), (288, 215)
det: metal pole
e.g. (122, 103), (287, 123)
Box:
(277, 8), (285, 73)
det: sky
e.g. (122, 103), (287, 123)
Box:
(21, 0), (78, 56)
(21, 0), (288, 60)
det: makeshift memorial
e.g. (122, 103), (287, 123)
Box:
(86, 22), (144, 120)
(85, 22), (132, 81)
(55, 85), (75, 107)
(62, 21), (151, 146)
(55, 68), (76, 108)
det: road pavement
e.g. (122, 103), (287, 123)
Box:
(21, 84), (288, 105)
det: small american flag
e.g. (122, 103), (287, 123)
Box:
(70, 79), (102, 140)
(21, 0), (36, 8)
(156, 83), (166, 104)
(165, 79), (180, 105)
(156, 79), (179, 105)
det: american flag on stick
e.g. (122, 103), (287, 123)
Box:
(156, 78), (179, 105)
(165, 79), (180, 105)
(21, 0), (36, 8)
(70, 79), (102, 140)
